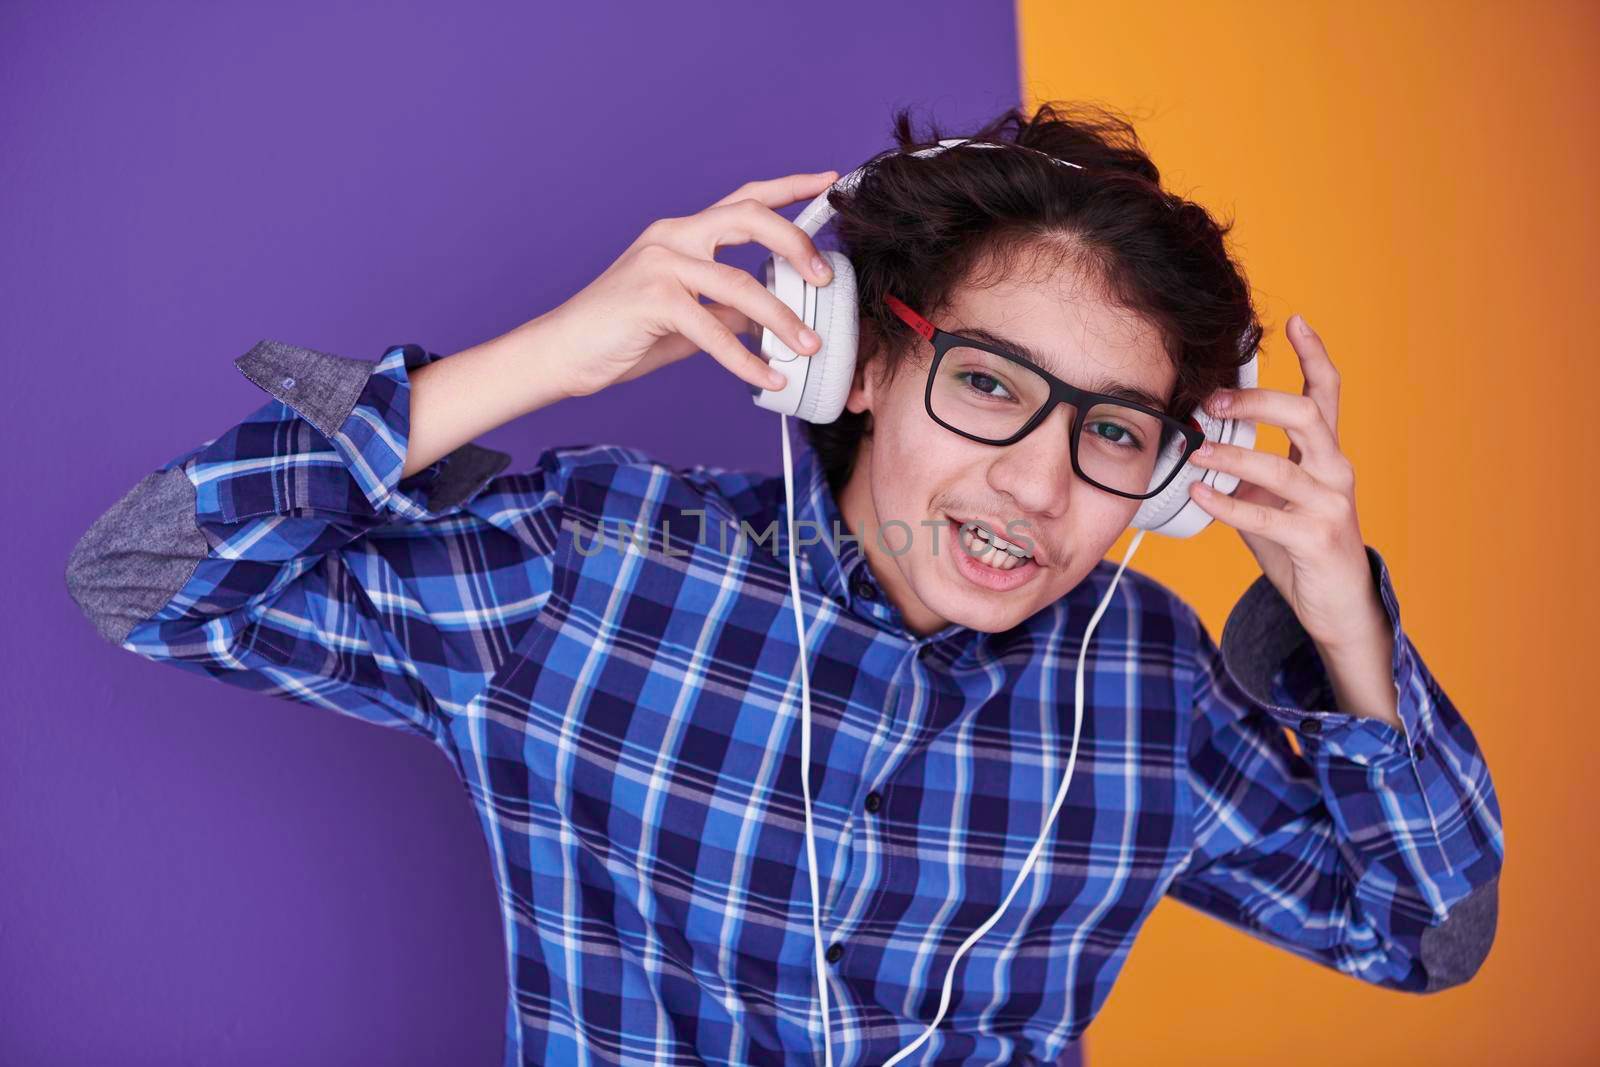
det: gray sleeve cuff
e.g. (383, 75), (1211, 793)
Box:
(234, 338), (512, 514)
(1219, 556), (1345, 715)
(233, 338), (375, 439)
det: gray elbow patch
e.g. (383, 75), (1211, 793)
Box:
(1420, 875), (1499, 992)
(65, 464), (207, 647)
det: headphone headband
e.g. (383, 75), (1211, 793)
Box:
(792, 137), (1083, 238)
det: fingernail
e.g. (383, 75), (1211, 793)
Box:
(1209, 390), (1231, 413)
(1298, 315), (1315, 336)
(767, 369), (787, 389)
(1195, 442), (1213, 458)
(812, 256), (831, 282)
(799, 327), (821, 350)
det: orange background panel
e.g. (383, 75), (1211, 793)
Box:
(1016, 0), (1598, 1062)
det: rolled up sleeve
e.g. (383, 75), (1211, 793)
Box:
(65, 340), (518, 740)
(1169, 544), (1505, 992)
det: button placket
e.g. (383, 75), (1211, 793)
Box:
(819, 648), (916, 937)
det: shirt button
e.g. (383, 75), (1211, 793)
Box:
(864, 791), (882, 813)
(826, 942), (844, 964)
(1299, 717), (1322, 735)
(851, 574), (878, 602)
(280, 376), (296, 389)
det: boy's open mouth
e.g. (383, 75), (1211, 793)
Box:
(946, 517), (1042, 589)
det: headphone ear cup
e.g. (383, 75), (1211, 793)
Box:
(793, 250), (858, 423)
(1131, 348), (1260, 537)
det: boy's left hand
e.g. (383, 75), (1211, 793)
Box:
(1185, 314), (1387, 654)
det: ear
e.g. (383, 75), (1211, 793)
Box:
(845, 330), (882, 416)
(844, 361), (874, 416)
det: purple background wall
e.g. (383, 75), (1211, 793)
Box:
(2, 1), (1085, 1063)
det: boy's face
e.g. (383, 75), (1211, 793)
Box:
(837, 266), (1178, 636)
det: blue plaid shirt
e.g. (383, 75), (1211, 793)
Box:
(66, 341), (1505, 1066)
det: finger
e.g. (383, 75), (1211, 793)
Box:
(1189, 478), (1313, 549)
(669, 293), (788, 392)
(1206, 385), (1343, 474)
(1287, 314), (1340, 441)
(702, 300), (757, 338)
(674, 253), (821, 361)
(1189, 440), (1333, 512)
(613, 303), (755, 386)
(709, 170), (839, 213)
(697, 197), (835, 286)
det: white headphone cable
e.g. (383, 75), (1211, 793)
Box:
(782, 413), (1149, 1066)
(781, 413), (835, 1067)
(880, 524), (1145, 1065)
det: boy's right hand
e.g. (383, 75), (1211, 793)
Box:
(521, 170), (841, 400)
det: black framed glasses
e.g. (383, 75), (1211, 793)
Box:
(884, 293), (1205, 501)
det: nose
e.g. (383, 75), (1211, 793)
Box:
(985, 402), (1077, 520)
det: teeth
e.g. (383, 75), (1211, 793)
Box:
(958, 520), (1034, 570)
(964, 530), (1023, 570)
(953, 518), (1030, 563)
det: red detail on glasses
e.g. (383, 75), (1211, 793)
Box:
(884, 293), (935, 342)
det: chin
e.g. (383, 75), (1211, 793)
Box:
(915, 581), (1040, 634)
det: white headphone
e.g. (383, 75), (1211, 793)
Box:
(750, 138), (1260, 1065)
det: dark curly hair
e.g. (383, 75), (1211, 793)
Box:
(802, 99), (1264, 496)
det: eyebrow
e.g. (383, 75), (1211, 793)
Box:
(956, 326), (1170, 411)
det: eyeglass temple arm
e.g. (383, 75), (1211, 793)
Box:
(883, 293), (935, 343)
